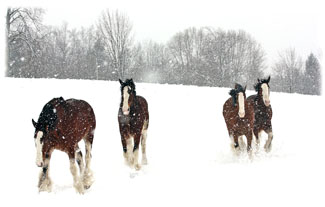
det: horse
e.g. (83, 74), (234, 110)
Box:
(247, 76), (273, 152)
(223, 83), (255, 154)
(32, 97), (96, 193)
(118, 79), (149, 170)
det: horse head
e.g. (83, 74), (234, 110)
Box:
(254, 76), (271, 106)
(119, 78), (136, 116)
(32, 98), (62, 167)
(229, 83), (246, 118)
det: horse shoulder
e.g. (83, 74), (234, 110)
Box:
(136, 96), (149, 115)
(136, 96), (147, 106)
(223, 98), (238, 122)
(222, 98), (231, 116)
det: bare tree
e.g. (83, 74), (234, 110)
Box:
(97, 9), (133, 80)
(201, 28), (266, 87)
(272, 48), (304, 93)
(168, 27), (207, 85)
(6, 7), (45, 76)
(130, 40), (170, 83)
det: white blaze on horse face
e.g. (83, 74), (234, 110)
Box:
(238, 92), (245, 118)
(261, 83), (270, 106)
(122, 86), (130, 115)
(35, 131), (44, 167)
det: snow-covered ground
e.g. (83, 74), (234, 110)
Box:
(0, 77), (324, 207)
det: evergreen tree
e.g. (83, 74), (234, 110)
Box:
(305, 53), (321, 95)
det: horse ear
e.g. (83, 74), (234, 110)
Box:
(119, 79), (123, 85)
(267, 76), (271, 83)
(32, 119), (37, 128)
(257, 78), (260, 83)
(130, 78), (134, 83)
(244, 85), (247, 92)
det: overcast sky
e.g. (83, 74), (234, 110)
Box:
(1, 0), (324, 76)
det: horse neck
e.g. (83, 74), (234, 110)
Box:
(129, 92), (138, 111)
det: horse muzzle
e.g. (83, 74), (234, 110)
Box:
(123, 110), (130, 115)
(238, 111), (245, 118)
(36, 161), (43, 167)
(264, 100), (270, 106)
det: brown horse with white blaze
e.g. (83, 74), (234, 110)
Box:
(223, 84), (254, 154)
(32, 97), (96, 193)
(118, 79), (149, 170)
(247, 76), (273, 152)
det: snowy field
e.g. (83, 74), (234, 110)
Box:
(0, 77), (324, 207)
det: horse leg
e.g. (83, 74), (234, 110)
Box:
(141, 126), (148, 165)
(264, 130), (273, 153)
(229, 134), (237, 152)
(68, 149), (84, 194)
(246, 131), (253, 159)
(38, 151), (52, 192)
(238, 136), (246, 151)
(126, 137), (134, 167)
(121, 136), (128, 162)
(234, 135), (240, 149)
(253, 128), (260, 148)
(75, 145), (84, 174)
(133, 134), (142, 171)
(83, 134), (94, 189)
(232, 135), (241, 155)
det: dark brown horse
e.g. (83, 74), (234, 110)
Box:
(32, 97), (96, 193)
(118, 79), (149, 170)
(247, 76), (273, 152)
(223, 84), (254, 154)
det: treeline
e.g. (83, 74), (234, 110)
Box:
(6, 8), (321, 95)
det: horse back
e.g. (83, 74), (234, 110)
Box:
(55, 99), (96, 138)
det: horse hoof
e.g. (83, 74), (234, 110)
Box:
(75, 187), (85, 194)
(265, 147), (272, 153)
(142, 160), (147, 165)
(38, 178), (52, 192)
(74, 181), (85, 194)
(135, 164), (141, 171)
(264, 144), (272, 153)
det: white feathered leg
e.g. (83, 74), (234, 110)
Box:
(70, 158), (84, 194)
(264, 131), (273, 152)
(82, 141), (94, 189)
(38, 157), (52, 192)
(141, 129), (148, 165)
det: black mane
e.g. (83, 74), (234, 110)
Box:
(229, 83), (246, 106)
(36, 97), (64, 133)
(254, 76), (270, 92)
